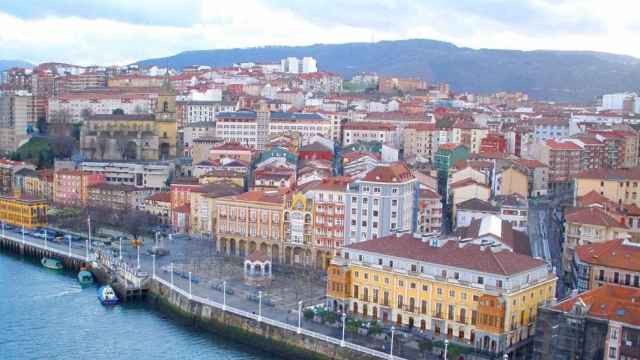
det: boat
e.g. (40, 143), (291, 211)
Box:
(77, 270), (94, 286)
(97, 285), (119, 305)
(41, 257), (63, 270)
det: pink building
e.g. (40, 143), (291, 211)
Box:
(53, 169), (105, 207)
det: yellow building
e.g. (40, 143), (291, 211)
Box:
(0, 195), (48, 229)
(575, 168), (640, 208)
(497, 167), (529, 199)
(327, 233), (556, 355)
(562, 206), (630, 279)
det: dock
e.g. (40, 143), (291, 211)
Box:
(0, 230), (148, 301)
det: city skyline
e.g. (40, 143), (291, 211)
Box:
(1, 0), (640, 65)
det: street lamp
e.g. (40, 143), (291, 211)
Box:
(87, 215), (92, 251)
(44, 229), (47, 250)
(258, 290), (263, 322)
(341, 313), (347, 347)
(119, 237), (123, 261)
(503, 353), (509, 360)
(443, 339), (449, 360)
(67, 235), (72, 256)
(297, 300), (303, 334)
(390, 326), (396, 359)
(1, 221), (4, 239)
(188, 271), (192, 299)
(222, 280), (227, 311)
(152, 254), (156, 279)
(136, 244), (141, 270)
(170, 262), (174, 289)
(21, 226), (25, 245)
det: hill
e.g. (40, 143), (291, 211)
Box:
(135, 39), (640, 102)
(0, 60), (32, 72)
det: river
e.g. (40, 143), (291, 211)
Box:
(0, 252), (278, 360)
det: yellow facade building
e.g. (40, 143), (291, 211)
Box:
(0, 195), (48, 229)
(497, 167), (529, 199)
(327, 233), (556, 355)
(575, 168), (640, 208)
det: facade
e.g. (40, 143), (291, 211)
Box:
(495, 167), (529, 198)
(562, 206), (630, 280)
(533, 284), (640, 360)
(144, 191), (171, 225)
(53, 169), (105, 207)
(455, 198), (500, 229)
(0, 91), (35, 154)
(0, 194), (47, 229)
(47, 91), (155, 123)
(80, 88), (177, 161)
(79, 161), (172, 191)
(531, 139), (582, 193)
(417, 188), (443, 234)
(494, 194), (529, 233)
(573, 238), (640, 292)
(213, 190), (287, 262)
(434, 144), (470, 196)
(87, 183), (152, 211)
(327, 233), (556, 355)
(575, 168), (640, 208)
(344, 163), (418, 244)
(342, 122), (399, 148)
(404, 123), (437, 162)
(512, 159), (548, 198)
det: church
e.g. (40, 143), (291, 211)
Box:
(80, 85), (178, 161)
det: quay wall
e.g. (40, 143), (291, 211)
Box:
(146, 279), (383, 360)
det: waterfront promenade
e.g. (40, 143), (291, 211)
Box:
(0, 227), (417, 360)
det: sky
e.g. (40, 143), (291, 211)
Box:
(0, 0), (639, 66)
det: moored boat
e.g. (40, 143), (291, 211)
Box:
(97, 285), (119, 305)
(77, 270), (93, 286)
(41, 257), (63, 270)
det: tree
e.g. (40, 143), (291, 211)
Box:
(121, 209), (159, 241)
(36, 116), (48, 134)
(324, 311), (337, 324)
(112, 108), (125, 115)
(48, 135), (76, 159)
(303, 309), (314, 320)
(48, 109), (73, 137)
(368, 321), (383, 337)
(418, 339), (433, 356)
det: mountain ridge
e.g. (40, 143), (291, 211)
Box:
(135, 39), (640, 102)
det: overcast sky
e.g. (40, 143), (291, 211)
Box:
(1, 0), (638, 66)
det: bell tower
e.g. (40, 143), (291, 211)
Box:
(154, 80), (177, 160)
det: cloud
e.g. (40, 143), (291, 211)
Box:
(0, 0), (638, 66)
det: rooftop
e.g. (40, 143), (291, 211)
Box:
(577, 167), (640, 181)
(576, 239), (640, 273)
(456, 198), (499, 212)
(553, 284), (640, 327)
(565, 207), (628, 229)
(361, 162), (414, 183)
(346, 233), (545, 276)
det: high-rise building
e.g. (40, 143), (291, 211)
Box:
(0, 91), (35, 154)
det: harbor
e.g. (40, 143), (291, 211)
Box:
(0, 228), (405, 360)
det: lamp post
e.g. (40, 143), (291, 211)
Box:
(136, 244), (140, 270)
(21, 226), (25, 245)
(68, 235), (72, 256)
(443, 339), (449, 360)
(341, 313), (347, 347)
(1, 222), (4, 239)
(503, 353), (509, 360)
(85, 238), (89, 261)
(44, 229), (47, 250)
(258, 290), (263, 322)
(170, 262), (174, 288)
(390, 326), (396, 359)
(188, 271), (192, 299)
(152, 254), (156, 279)
(87, 215), (91, 251)
(222, 280), (227, 311)
(119, 237), (123, 261)
(297, 300), (303, 334)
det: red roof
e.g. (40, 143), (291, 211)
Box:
(450, 178), (489, 189)
(343, 122), (396, 131)
(146, 191), (171, 203)
(553, 284), (640, 327)
(346, 234), (547, 276)
(576, 239), (640, 272)
(565, 207), (628, 229)
(361, 163), (414, 183)
(545, 139), (582, 151)
(577, 167), (640, 181)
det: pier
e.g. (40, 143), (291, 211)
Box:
(0, 229), (148, 301)
(0, 230), (405, 360)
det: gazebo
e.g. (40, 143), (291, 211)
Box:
(244, 250), (272, 286)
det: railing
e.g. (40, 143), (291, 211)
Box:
(154, 276), (405, 360)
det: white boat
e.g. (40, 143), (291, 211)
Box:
(97, 285), (119, 305)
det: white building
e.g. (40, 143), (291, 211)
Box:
(302, 57), (318, 73)
(79, 161), (173, 191)
(600, 92), (636, 112)
(48, 92), (155, 123)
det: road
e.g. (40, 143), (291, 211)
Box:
(528, 198), (566, 298)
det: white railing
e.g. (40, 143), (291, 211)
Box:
(1, 232), (88, 262)
(154, 276), (403, 360)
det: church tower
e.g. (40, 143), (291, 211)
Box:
(154, 81), (178, 160)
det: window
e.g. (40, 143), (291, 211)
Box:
(614, 272), (620, 283)
(398, 280), (404, 287)
(422, 285), (428, 292)
(389, 261), (394, 268)
(378, 258), (383, 265)
(477, 276), (484, 285)
(497, 280), (503, 288)
(397, 295), (404, 309)
(599, 270), (605, 281)
(449, 290), (455, 297)
(454, 272), (459, 280)
(609, 347), (616, 358)
(448, 304), (454, 320)
(411, 264), (417, 272)
(392, 200), (398, 206)
(437, 288), (442, 296)
(410, 283), (416, 289)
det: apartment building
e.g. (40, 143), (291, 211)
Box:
(573, 238), (640, 292)
(327, 233), (556, 355)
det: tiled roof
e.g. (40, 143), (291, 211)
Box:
(221, 190), (284, 205)
(456, 198), (499, 212)
(450, 178), (489, 189)
(211, 142), (252, 151)
(346, 234), (545, 276)
(513, 159), (547, 169)
(305, 176), (351, 192)
(146, 191), (171, 203)
(88, 114), (154, 121)
(545, 139), (582, 151)
(565, 207), (628, 229)
(576, 239), (640, 272)
(343, 122), (396, 131)
(361, 163), (414, 183)
(419, 188), (440, 199)
(300, 141), (333, 153)
(577, 167), (640, 181)
(457, 217), (532, 256)
(553, 284), (640, 327)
